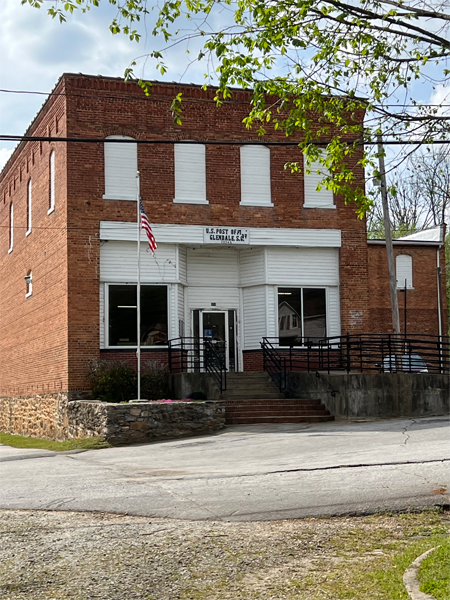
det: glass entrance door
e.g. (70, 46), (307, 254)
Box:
(193, 310), (237, 371)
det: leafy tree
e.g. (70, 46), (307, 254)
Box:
(23, 0), (450, 213)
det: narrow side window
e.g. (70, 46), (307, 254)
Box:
(26, 179), (32, 235)
(25, 271), (33, 298)
(396, 254), (413, 288)
(48, 150), (55, 213)
(8, 203), (13, 253)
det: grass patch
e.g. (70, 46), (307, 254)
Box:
(418, 538), (450, 600)
(0, 432), (111, 451)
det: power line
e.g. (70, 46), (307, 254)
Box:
(2, 87), (450, 110)
(1, 134), (450, 146)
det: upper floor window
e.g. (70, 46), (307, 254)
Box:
(26, 179), (32, 236)
(303, 152), (335, 209)
(8, 203), (13, 253)
(240, 145), (272, 207)
(48, 150), (55, 213)
(103, 135), (138, 201)
(173, 143), (207, 204)
(396, 254), (413, 289)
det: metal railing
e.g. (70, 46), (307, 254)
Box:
(168, 337), (227, 392)
(261, 337), (287, 391)
(261, 334), (450, 376)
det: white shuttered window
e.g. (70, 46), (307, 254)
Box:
(240, 145), (272, 206)
(303, 153), (335, 209)
(174, 143), (207, 204)
(103, 135), (138, 201)
(396, 254), (413, 288)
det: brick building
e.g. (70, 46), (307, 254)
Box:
(0, 73), (447, 399)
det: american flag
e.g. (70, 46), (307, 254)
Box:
(139, 200), (157, 256)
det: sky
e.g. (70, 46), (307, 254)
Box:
(1, 0), (450, 216)
(0, 0), (213, 171)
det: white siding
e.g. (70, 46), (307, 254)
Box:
(100, 241), (179, 283)
(174, 143), (207, 204)
(304, 154), (335, 208)
(396, 254), (413, 288)
(103, 136), (138, 201)
(178, 246), (187, 285)
(240, 146), (272, 206)
(326, 287), (341, 338)
(266, 247), (339, 286)
(243, 286), (267, 349)
(187, 247), (239, 287)
(177, 284), (185, 336)
(100, 221), (341, 248)
(187, 287), (240, 311)
(169, 284), (177, 339)
(266, 286), (277, 338)
(99, 284), (105, 348)
(240, 247), (266, 286)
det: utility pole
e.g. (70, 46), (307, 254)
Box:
(377, 135), (400, 334)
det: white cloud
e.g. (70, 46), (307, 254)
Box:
(0, 0), (213, 166)
(0, 148), (13, 172)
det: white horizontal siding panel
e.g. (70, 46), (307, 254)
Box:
(174, 143), (207, 204)
(266, 247), (339, 286)
(239, 248), (266, 286)
(304, 154), (335, 208)
(100, 241), (179, 283)
(100, 222), (341, 248)
(187, 287), (240, 311)
(103, 136), (138, 201)
(178, 246), (187, 285)
(99, 284), (105, 348)
(243, 286), (267, 349)
(240, 146), (272, 206)
(266, 286), (277, 338)
(187, 248), (239, 287)
(177, 284), (185, 336)
(326, 287), (341, 338)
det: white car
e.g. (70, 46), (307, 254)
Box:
(380, 354), (428, 373)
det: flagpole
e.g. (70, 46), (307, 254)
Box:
(136, 171), (141, 402)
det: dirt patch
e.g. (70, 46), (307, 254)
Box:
(0, 509), (449, 600)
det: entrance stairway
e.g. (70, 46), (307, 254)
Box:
(222, 372), (334, 425)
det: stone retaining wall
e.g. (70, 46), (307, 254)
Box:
(0, 394), (226, 444)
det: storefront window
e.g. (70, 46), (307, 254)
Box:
(278, 287), (326, 345)
(108, 285), (168, 346)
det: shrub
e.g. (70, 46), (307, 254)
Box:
(88, 360), (136, 403)
(140, 361), (171, 400)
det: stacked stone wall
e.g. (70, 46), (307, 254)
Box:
(0, 394), (225, 445)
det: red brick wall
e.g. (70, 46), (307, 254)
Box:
(0, 81), (69, 396)
(243, 351), (264, 371)
(99, 350), (169, 370)
(61, 75), (370, 386)
(367, 242), (448, 335)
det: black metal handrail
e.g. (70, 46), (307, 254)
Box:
(168, 337), (227, 393)
(261, 334), (450, 375)
(261, 337), (287, 391)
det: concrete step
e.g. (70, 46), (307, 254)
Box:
(224, 398), (324, 406)
(226, 415), (335, 424)
(226, 410), (331, 417)
(222, 392), (285, 400)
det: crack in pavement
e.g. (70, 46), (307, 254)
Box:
(402, 419), (417, 446)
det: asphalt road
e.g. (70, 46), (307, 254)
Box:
(1, 416), (449, 521)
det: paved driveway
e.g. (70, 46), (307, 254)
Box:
(1, 416), (449, 521)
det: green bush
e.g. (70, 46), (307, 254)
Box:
(88, 360), (136, 403)
(140, 361), (170, 400)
